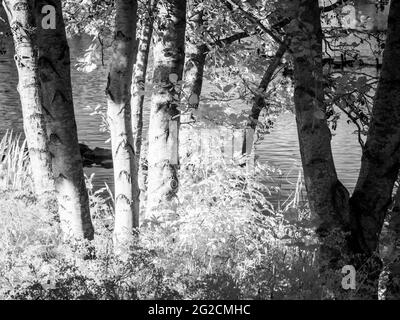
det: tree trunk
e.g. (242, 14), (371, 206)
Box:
(183, 0), (206, 109)
(33, 0), (94, 241)
(248, 40), (287, 130)
(384, 183), (400, 299)
(348, 0), (400, 299)
(131, 0), (157, 162)
(106, 0), (139, 249)
(287, 0), (351, 298)
(146, 0), (186, 220)
(3, 0), (54, 195)
(241, 39), (288, 157)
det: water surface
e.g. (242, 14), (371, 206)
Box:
(0, 0), (385, 195)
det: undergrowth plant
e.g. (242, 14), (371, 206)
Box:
(0, 131), (31, 191)
(0, 131), (321, 300)
(139, 143), (320, 299)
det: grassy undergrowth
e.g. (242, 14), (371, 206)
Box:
(0, 132), (321, 300)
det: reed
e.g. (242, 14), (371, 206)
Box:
(0, 131), (32, 191)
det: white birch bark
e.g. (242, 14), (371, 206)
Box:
(3, 0), (54, 195)
(106, 0), (140, 250)
(34, 0), (94, 241)
(146, 0), (186, 220)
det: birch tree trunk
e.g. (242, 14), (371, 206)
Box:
(348, 0), (400, 299)
(2, 0), (54, 195)
(131, 0), (157, 162)
(146, 0), (186, 220)
(34, 0), (94, 241)
(106, 0), (139, 249)
(287, 0), (351, 298)
(183, 0), (206, 109)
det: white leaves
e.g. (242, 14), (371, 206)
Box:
(169, 73), (179, 83)
(75, 42), (99, 73)
(84, 104), (109, 134)
(76, 60), (97, 73)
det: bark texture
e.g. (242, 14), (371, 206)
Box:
(348, 0), (400, 299)
(131, 0), (157, 162)
(34, 0), (94, 241)
(3, 0), (54, 195)
(106, 0), (139, 248)
(287, 0), (351, 297)
(183, 0), (206, 109)
(385, 184), (400, 299)
(146, 0), (186, 220)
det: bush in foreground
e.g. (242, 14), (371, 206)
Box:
(0, 134), (320, 300)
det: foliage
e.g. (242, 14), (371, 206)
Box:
(0, 133), (320, 300)
(66, 0), (294, 131)
(140, 145), (320, 299)
(0, 0), (393, 301)
(0, 131), (32, 192)
(319, 0), (384, 146)
(0, 187), (174, 300)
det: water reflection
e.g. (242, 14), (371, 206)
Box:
(258, 112), (363, 193)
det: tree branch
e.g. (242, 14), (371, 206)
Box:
(214, 31), (249, 47)
(272, 0), (352, 30)
(221, 0), (286, 48)
(249, 38), (289, 128)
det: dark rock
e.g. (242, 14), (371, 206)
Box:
(93, 147), (112, 163)
(79, 143), (113, 169)
(100, 160), (114, 169)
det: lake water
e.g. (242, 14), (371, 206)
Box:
(0, 0), (385, 196)
(0, 35), (365, 193)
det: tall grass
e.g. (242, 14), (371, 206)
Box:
(0, 130), (321, 300)
(0, 131), (32, 191)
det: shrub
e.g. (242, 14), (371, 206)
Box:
(0, 131), (32, 192)
(0, 132), (320, 300)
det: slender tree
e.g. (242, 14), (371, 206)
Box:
(183, 0), (207, 109)
(248, 40), (288, 130)
(286, 0), (351, 297)
(131, 0), (157, 162)
(34, 0), (94, 241)
(286, 0), (400, 299)
(2, 0), (54, 195)
(146, 0), (186, 219)
(106, 0), (140, 248)
(241, 39), (288, 156)
(348, 0), (400, 299)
